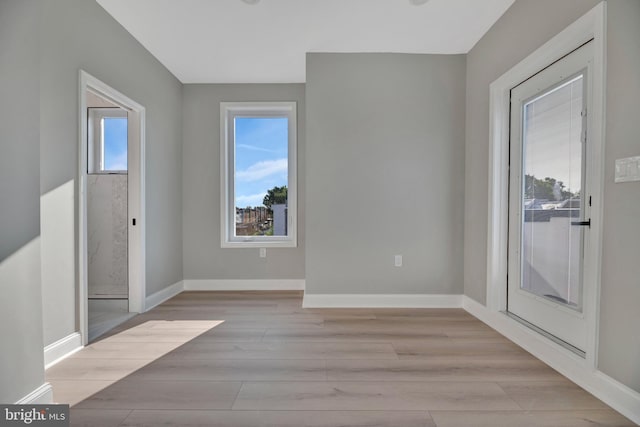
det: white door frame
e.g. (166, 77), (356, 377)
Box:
(486, 3), (606, 367)
(78, 70), (146, 345)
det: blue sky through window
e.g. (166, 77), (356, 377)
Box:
(103, 117), (128, 171)
(235, 117), (288, 208)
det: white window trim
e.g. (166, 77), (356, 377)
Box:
(87, 108), (128, 174)
(486, 2), (605, 368)
(220, 101), (297, 248)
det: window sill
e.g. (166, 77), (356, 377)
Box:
(221, 239), (297, 249)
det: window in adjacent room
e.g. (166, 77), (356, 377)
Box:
(88, 108), (128, 174)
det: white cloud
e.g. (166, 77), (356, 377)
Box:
(235, 192), (266, 207)
(237, 144), (280, 154)
(236, 158), (287, 182)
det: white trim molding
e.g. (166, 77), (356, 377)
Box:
(79, 70), (147, 345)
(16, 383), (53, 404)
(303, 294), (463, 308)
(486, 2), (606, 366)
(44, 333), (83, 369)
(463, 296), (640, 425)
(184, 279), (305, 291)
(145, 281), (185, 311)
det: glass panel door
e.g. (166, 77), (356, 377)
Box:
(507, 41), (593, 352)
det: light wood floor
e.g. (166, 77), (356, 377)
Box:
(46, 291), (635, 427)
(88, 299), (136, 342)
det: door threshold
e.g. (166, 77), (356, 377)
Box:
(88, 311), (136, 343)
(504, 311), (586, 358)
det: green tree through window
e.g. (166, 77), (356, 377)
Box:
(524, 175), (576, 201)
(263, 186), (287, 209)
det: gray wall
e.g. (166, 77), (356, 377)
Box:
(0, 0), (46, 403)
(182, 84), (305, 280)
(39, 0), (183, 346)
(598, 0), (640, 392)
(463, 0), (599, 304)
(305, 53), (466, 295)
(464, 0), (640, 392)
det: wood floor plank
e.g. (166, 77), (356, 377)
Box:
(96, 327), (222, 343)
(196, 328), (267, 342)
(46, 358), (154, 380)
(101, 326), (268, 343)
(443, 329), (509, 339)
(166, 342), (399, 360)
(262, 327), (448, 342)
(232, 381), (521, 411)
(73, 380), (242, 410)
(48, 380), (116, 407)
(392, 338), (533, 361)
(68, 409), (131, 427)
(326, 359), (560, 382)
(70, 342), (186, 360)
(498, 381), (612, 410)
(298, 308), (378, 319)
(119, 410), (435, 427)
(211, 318), (326, 329)
(430, 410), (636, 427)
(322, 318), (493, 331)
(129, 358), (326, 381)
(371, 308), (475, 318)
(110, 315), (326, 330)
(139, 320), (230, 329)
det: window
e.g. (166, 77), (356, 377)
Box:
(220, 102), (297, 248)
(88, 108), (128, 174)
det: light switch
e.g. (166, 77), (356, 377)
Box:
(615, 156), (640, 183)
(259, 248), (267, 258)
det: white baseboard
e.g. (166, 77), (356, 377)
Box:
(44, 332), (83, 369)
(16, 383), (53, 404)
(184, 279), (305, 291)
(144, 280), (185, 311)
(303, 293), (463, 308)
(144, 280), (305, 311)
(462, 296), (640, 425)
(591, 370), (640, 425)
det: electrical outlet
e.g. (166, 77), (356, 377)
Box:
(259, 248), (267, 258)
(394, 255), (402, 267)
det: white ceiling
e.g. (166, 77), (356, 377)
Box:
(96, 0), (515, 83)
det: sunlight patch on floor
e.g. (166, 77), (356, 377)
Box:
(46, 320), (225, 405)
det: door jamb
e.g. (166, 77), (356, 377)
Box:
(78, 70), (146, 345)
(486, 3), (606, 368)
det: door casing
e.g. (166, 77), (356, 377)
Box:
(78, 70), (146, 345)
(486, 3), (606, 367)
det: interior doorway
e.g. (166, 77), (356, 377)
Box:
(79, 71), (146, 344)
(86, 96), (132, 340)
